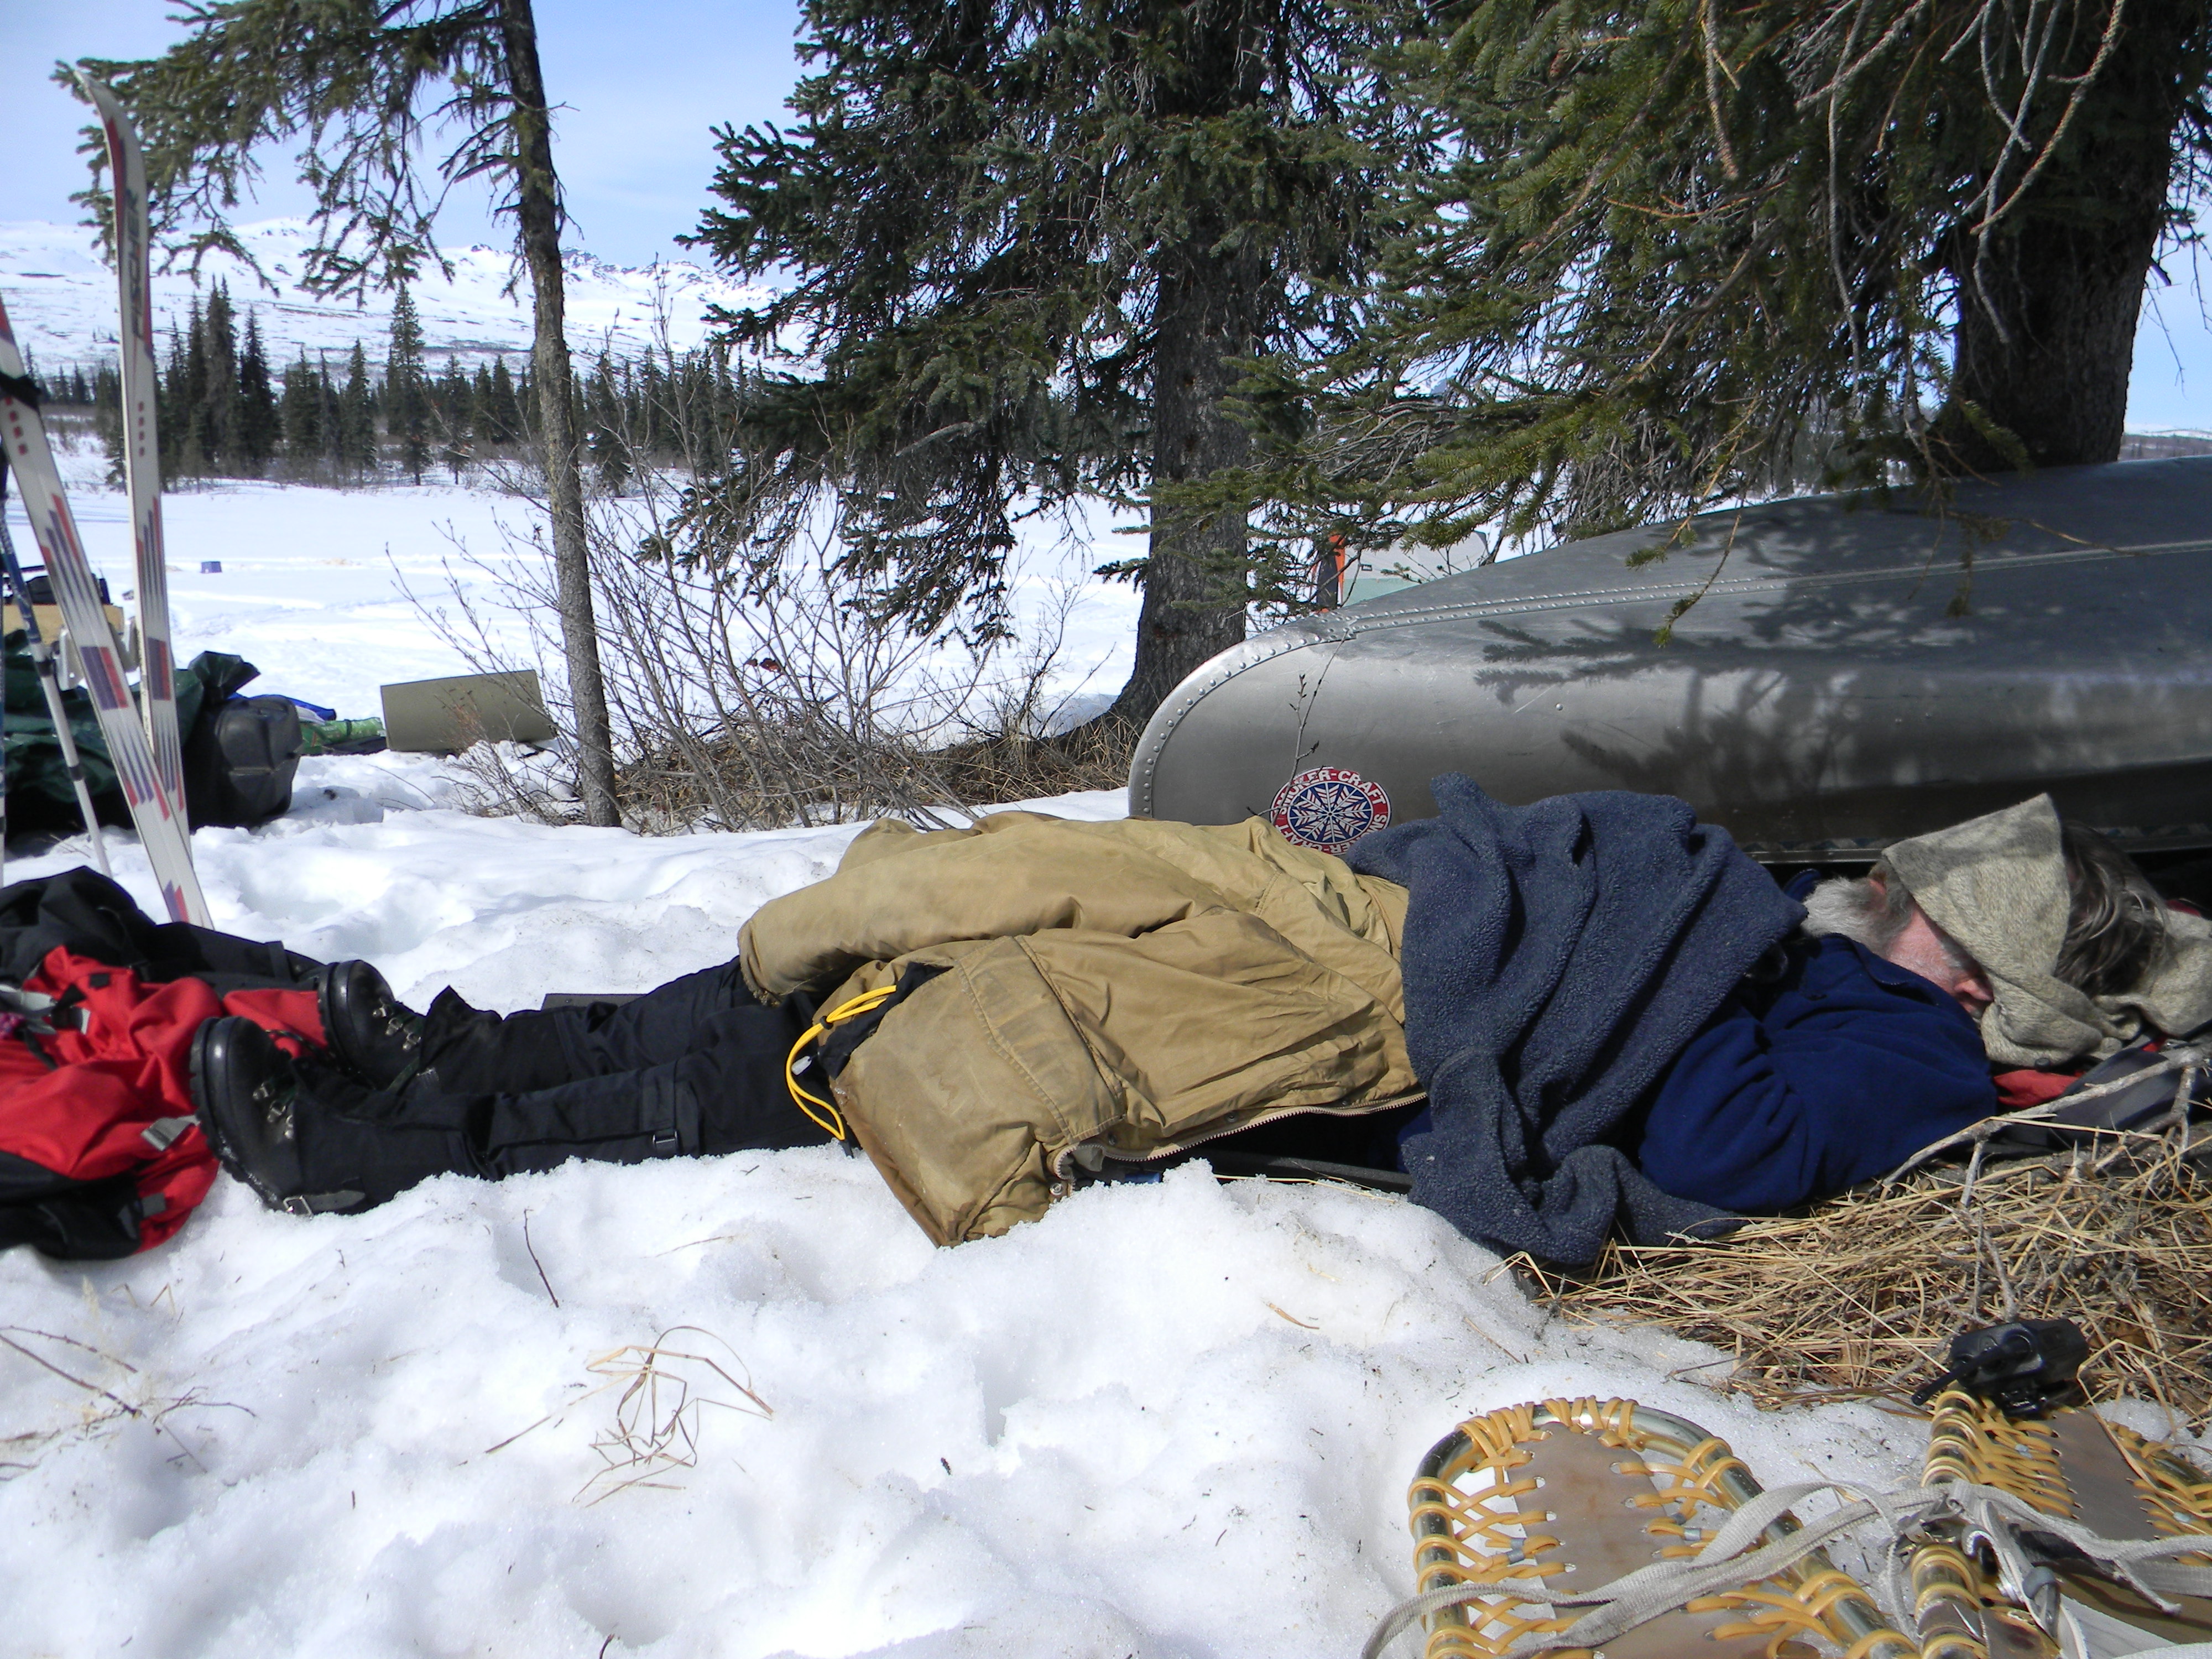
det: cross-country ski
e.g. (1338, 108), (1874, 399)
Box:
(0, 300), (206, 924)
(71, 71), (190, 846)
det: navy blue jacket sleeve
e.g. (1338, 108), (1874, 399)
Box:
(1629, 935), (1996, 1212)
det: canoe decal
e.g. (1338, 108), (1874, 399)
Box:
(1270, 766), (1391, 854)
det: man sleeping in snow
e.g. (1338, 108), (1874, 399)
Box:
(183, 781), (2210, 1269)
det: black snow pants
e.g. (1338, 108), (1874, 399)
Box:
(291, 959), (826, 1207)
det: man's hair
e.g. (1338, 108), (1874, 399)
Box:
(2056, 820), (2169, 998)
(1798, 821), (2169, 998)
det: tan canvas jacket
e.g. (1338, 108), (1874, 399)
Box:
(738, 812), (1421, 1244)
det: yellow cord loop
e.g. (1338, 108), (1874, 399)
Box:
(784, 985), (902, 1142)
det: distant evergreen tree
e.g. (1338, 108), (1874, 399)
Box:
(434, 356), (470, 436)
(338, 342), (377, 474)
(486, 357), (521, 445)
(586, 351), (628, 494)
(237, 310), (279, 473)
(198, 280), (240, 471)
(636, 355), (667, 456)
(317, 350), (343, 469)
(434, 355), (473, 479)
(385, 284), (430, 483)
(280, 348), (322, 463)
(158, 325), (186, 480)
(467, 363), (495, 446)
(174, 300), (208, 476)
(93, 362), (126, 486)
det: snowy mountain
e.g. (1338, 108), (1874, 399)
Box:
(0, 217), (770, 375)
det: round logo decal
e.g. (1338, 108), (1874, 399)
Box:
(1270, 766), (1391, 854)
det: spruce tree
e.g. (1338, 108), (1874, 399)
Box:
(586, 352), (628, 495)
(1249, 0), (2212, 554)
(94, 362), (126, 486)
(237, 309), (279, 473)
(74, 0), (621, 823)
(468, 363), (495, 446)
(385, 283), (431, 484)
(689, 0), (1418, 725)
(158, 324), (187, 481)
(487, 357), (521, 446)
(317, 350), (343, 471)
(175, 299), (210, 477)
(339, 342), (377, 475)
(280, 348), (321, 463)
(435, 356), (473, 479)
(200, 280), (241, 472)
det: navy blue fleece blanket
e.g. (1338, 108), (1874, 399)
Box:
(1346, 777), (1804, 1267)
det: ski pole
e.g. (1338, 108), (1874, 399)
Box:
(0, 463), (113, 877)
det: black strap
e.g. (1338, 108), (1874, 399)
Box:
(0, 368), (41, 410)
(17, 1028), (57, 1071)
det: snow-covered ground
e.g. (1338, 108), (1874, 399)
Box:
(4, 435), (1144, 733)
(0, 472), (2000, 1658)
(0, 758), (1946, 1659)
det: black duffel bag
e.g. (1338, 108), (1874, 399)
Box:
(179, 653), (302, 827)
(2, 643), (304, 833)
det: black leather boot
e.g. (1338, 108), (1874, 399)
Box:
(189, 1018), (369, 1215)
(319, 960), (426, 1089)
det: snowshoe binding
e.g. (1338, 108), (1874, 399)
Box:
(1911, 1386), (2212, 1657)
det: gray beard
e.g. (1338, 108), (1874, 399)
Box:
(1797, 875), (1888, 951)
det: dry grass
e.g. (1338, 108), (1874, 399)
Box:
(1521, 1126), (2212, 1427)
(482, 1324), (772, 1504)
(917, 717), (1140, 806)
(573, 1328), (773, 1505)
(611, 714), (1138, 832)
(0, 1325), (241, 1478)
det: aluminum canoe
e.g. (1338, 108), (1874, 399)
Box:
(1127, 457), (2212, 859)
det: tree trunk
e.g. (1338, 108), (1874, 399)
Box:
(499, 0), (619, 826)
(1102, 239), (1261, 731)
(1934, 1), (2212, 472)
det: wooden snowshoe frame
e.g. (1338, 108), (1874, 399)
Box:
(1406, 1396), (1918, 1659)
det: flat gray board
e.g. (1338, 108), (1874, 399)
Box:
(380, 670), (557, 754)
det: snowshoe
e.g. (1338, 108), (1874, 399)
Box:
(1399, 1396), (1919, 1658)
(1913, 1386), (2212, 1656)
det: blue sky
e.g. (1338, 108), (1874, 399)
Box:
(2, 0), (2208, 430)
(0, 0), (805, 268)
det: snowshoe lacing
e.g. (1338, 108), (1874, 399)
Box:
(1380, 1396), (1918, 1659)
(1926, 1390), (2212, 1551)
(1368, 1395), (2212, 1659)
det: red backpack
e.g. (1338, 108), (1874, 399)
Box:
(0, 868), (324, 1258)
